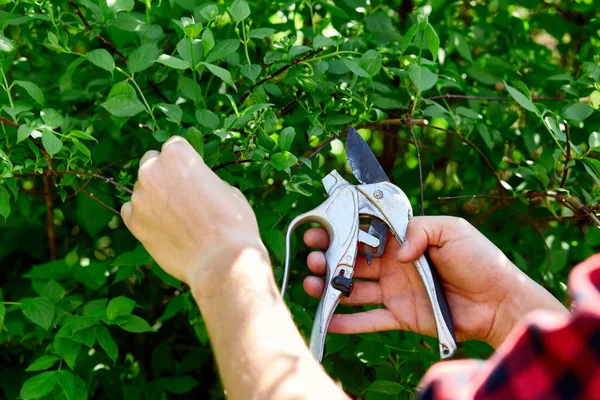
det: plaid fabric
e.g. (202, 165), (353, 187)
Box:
(417, 253), (600, 400)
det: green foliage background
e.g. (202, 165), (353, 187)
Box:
(1, 0), (600, 398)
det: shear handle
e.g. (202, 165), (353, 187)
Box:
(356, 182), (457, 359)
(281, 184), (360, 361)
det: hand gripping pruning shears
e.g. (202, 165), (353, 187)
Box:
(280, 127), (456, 362)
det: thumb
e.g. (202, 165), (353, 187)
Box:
(396, 216), (465, 263)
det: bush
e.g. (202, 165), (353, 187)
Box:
(0, 0), (599, 398)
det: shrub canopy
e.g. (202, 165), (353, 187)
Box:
(0, 0), (599, 398)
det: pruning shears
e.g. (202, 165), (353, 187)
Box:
(280, 127), (456, 362)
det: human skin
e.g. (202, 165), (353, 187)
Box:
(121, 136), (567, 399)
(302, 217), (569, 349)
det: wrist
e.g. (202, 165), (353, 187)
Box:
(189, 238), (273, 309)
(485, 270), (569, 348)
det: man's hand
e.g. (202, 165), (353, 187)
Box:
(303, 216), (568, 348)
(120, 136), (348, 400)
(120, 136), (267, 293)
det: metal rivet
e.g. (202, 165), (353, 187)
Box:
(374, 190), (383, 199)
(345, 255), (351, 261)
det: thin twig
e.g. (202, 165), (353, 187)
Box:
(559, 121), (571, 188)
(237, 48), (325, 106)
(59, 170), (133, 194)
(425, 124), (505, 196)
(426, 94), (565, 102)
(72, 183), (120, 214)
(213, 159), (254, 171)
(42, 171), (57, 260)
(361, 118), (429, 128)
(67, 0), (169, 103)
(0, 116), (17, 128)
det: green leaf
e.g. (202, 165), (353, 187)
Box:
(41, 109), (64, 128)
(278, 127), (295, 151)
(241, 64), (262, 83)
(41, 130), (63, 156)
(0, 35), (15, 52)
(504, 81), (538, 114)
(454, 33), (473, 62)
(342, 59), (371, 78)
(26, 355), (60, 372)
(200, 62), (237, 91)
(202, 28), (215, 55)
(13, 80), (45, 106)
(359, 50), (382, 77)
(107, 0), (134, 13)
(160, 376), (199, 394)
(53, 337), (81, 369)
(20, 371), (58, 400)
(95, 325), (118, 363)
(107, 296), (136, 320)
(155, 103), (182, 125)
(69, 130), (97, 141)
(40, 280), (65, 303)
(230, 0), (250, 23)
(589, 132), (600, 150)
(86, 49), (115, 74)
(582, 158), (600, 185)
(156, 54), (190, 70)
(563, 103), (594, 122)
(0, 303), (5, 330)
(101, 94), (146, 117)
(408, 64), (438, 93)
(56, 370), (76, 400)
(399, 24), (418, 56)
(313, 35), (335, 49)
(22, 297), (55, 330)
(17, 125), (32, 143)
(270, 151), (297, 170)
(112, 246), (152, 266)
(205, 39), (240, 63)
(72, 138), (91, 160)
(196, 109), (219, 130)
(0, 185), (9, 221)
(152, 262), (181, 288)
(426, 25), (440, 61)
(128, 43), (159, 74)
(249, 28), (275, 39)
(115, 314), (155, 333)
(186, 127), (204, 157)
(365, 380), (404, 395)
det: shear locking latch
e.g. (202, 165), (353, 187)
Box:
(331, 274), (353, 297)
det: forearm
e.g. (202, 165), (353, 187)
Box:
(191, 246), (347, 400)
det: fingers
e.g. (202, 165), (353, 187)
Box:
(120, 201), (132, 231)
(304, 228), (329, 250)
(307, 251), (381, 279)
(328, 309), (401, 334)
(140, 150), (159, 167)
(303, 276), (382, 306)
(161, 135), (191, 151)
(396, 216), (472, 263)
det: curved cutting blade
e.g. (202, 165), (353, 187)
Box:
(346, 127), (389, 263)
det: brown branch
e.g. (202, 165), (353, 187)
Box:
(425, 124), (505, 197)
(426, 94), (507, 101)
(237, 48), (325, 106)
(213, 159), (254, 171)
(426, 94), (565, 102)
(361, 118), (429, 128)
(559, 121), (571, 188)
(42, 171), (57, 260)
(58, 170), (133, 194)
(0, 116), (18, 129)
(72, 183), (120, 215)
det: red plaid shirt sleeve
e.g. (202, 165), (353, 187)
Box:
(417, 253), (600, 400)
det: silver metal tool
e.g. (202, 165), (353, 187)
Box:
(281, 127), (457, 362)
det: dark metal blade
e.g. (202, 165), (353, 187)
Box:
(346, 127), (390, 184)
(345, 127), (389, 264)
